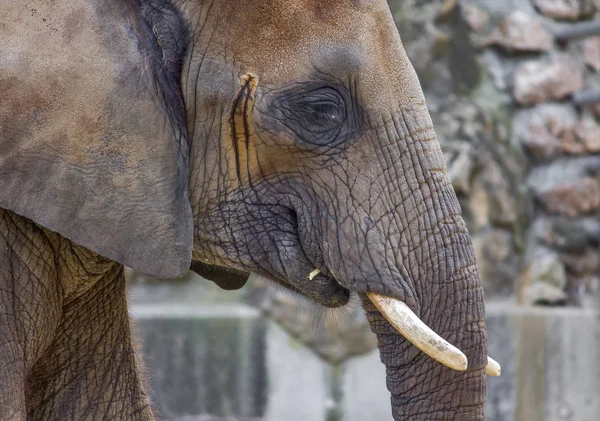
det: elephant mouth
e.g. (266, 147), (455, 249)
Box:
(206, 196), (500, 374)
(294, 244), (351, 308)
(262, 206), (351, 308)
(240, 198), (502, 375)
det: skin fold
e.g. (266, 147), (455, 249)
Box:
(0, 0), (488, 420)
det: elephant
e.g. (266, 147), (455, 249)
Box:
(0, 0), (500, 420)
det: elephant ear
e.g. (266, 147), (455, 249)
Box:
(0, 0), (193, 278)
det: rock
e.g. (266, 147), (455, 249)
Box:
(514, 55), (584, 105)
(561, 248), (600, 275)
(467, 177), (491, 231)
(446, 142), (474, 194)
(520, 249), (568, 305)
(527, 156), (600, 196)
(539, 176), (600, 217)
(573, 117), (600, 153)
(536, 216), (600, 251)
(514, 104), (600, 158)
(481, 49), (511, 91)
(567, 274), (600, 307)
(262, 290), (377, 363)
(436, 110), (462, 138)
(437, 0), (459, 19)
(513, 104), (578, 160)
(432, 99), (485, 141)
(485, 163), (519, 228)
(472, 229), (518, 297)
(462, 4), (490, 32)
(528, 249), (568, 289)
(389, 0), (454, 95)
(463, 123), (525, 231)
(532, 0), (597, 21)
(583, 36), (600, 72)
(523, 282), (569, 305)
(478, 11), (553, 52)
(447, 8), (482, 94)
(465, 158), (520, 232)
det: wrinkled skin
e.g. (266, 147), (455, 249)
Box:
(0, 0), (487, 420)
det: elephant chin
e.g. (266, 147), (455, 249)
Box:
(190, 261), (250, 290)
(365, 292), (500, 376)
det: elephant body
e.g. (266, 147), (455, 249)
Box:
(1, 1), (491, 419)
(0, 209), (152, 420)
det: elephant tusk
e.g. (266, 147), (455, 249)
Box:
(366, 292), (468, 372)
(486, 356), (501, 377)
(308, 268), (321, 280)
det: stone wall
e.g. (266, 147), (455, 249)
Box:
(127, 1), (600, 420)
(392, 0), (600, 306)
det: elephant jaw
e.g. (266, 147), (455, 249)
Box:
(366, 292), (501, 376)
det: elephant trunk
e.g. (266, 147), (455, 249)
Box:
(363, 296), (486, 419)
(362, 213), (488, 420)
(354, 101), (489, 418)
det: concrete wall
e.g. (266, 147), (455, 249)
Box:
(129, 278), (600, 421)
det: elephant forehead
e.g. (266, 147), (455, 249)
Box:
(206, 0), (423, 111)
(220, 0), (383, 71)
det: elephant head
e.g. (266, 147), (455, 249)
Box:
(0, 0), (498, 419)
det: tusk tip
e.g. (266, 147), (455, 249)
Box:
(486, 356), (501, 377)
(450, 353), (469, 372)
(308, 268), (321, 281)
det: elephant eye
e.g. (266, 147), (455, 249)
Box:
(293, 90), (346, 130)
(264, 82), (364, 151)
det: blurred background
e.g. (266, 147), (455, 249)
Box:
(128, 0), (600, 420)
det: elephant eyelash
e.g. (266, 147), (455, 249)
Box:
(294, 100), (345, 126)
(267, 84), (363, 151)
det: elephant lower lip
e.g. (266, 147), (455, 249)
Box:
(303, 264), (349, 307)
(296, 240), (349, 306)
(312, 273), (350, 308)
(260, 257), (349, 307)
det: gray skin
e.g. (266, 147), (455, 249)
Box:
(0, 0), (488, 420)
